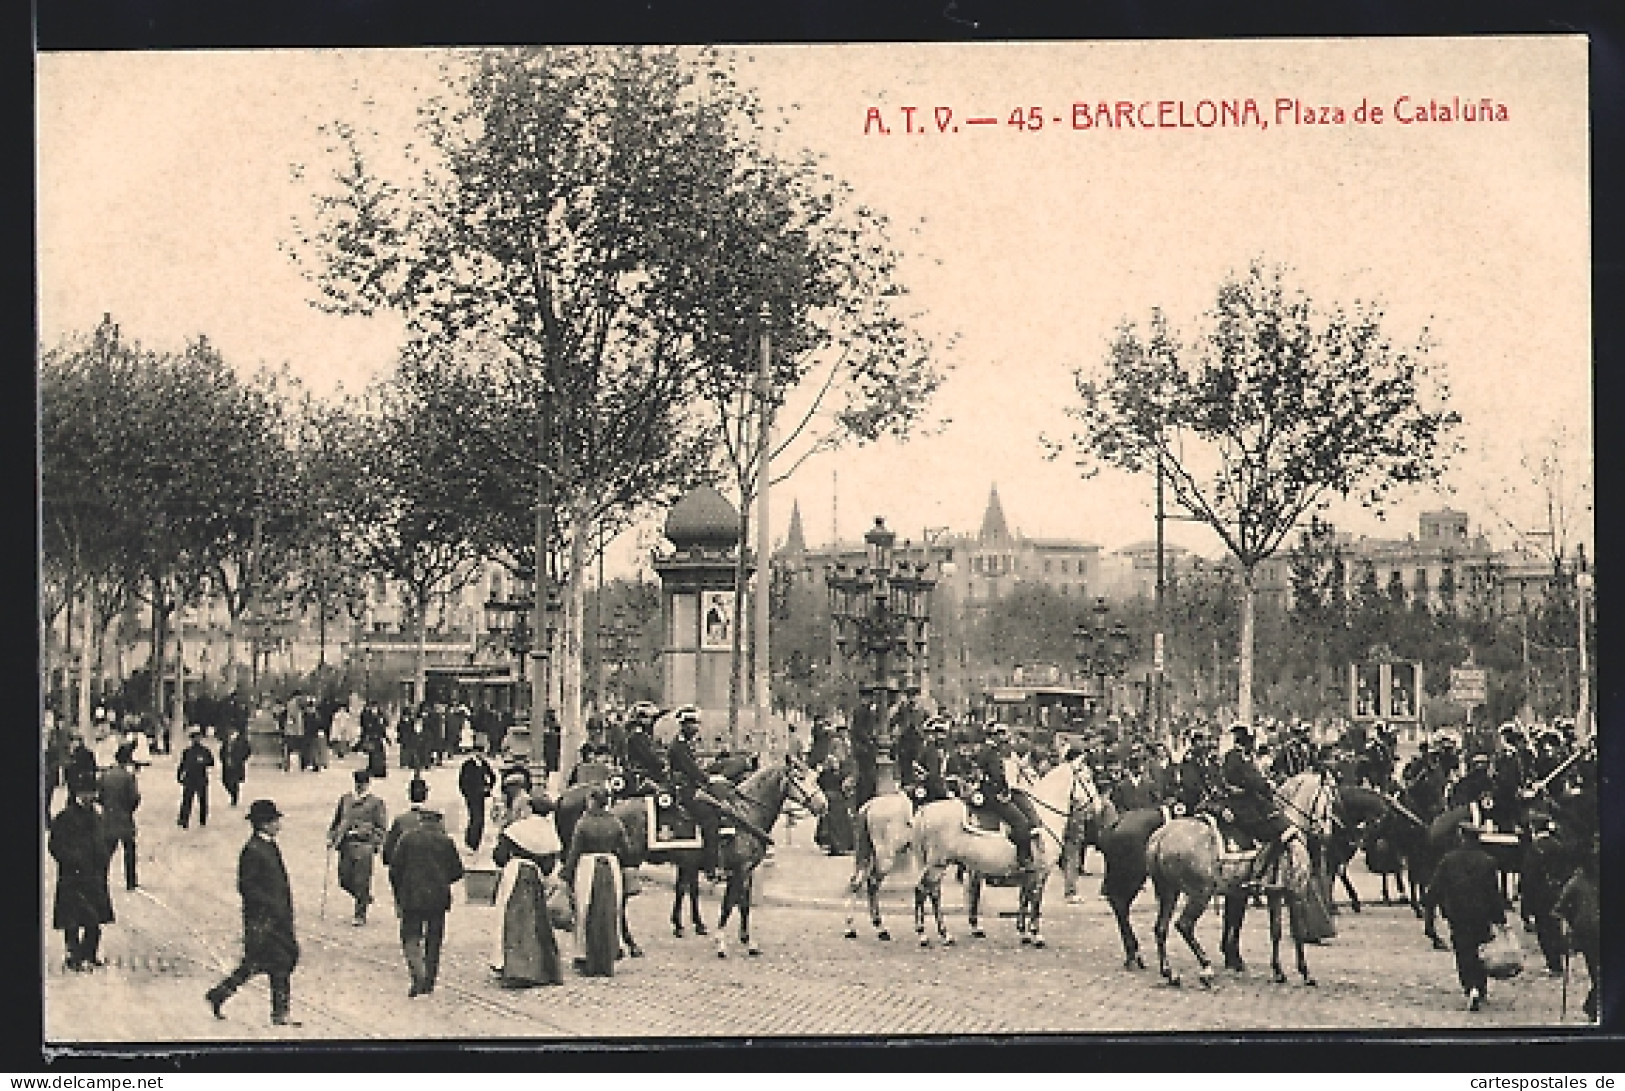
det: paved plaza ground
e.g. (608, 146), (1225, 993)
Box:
(43, 747), (1595, 1044)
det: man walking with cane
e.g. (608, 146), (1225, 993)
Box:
(328, 771), (388, 925)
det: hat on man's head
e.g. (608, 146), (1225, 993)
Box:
(353, 769), (371, 785)
(1230, 723), (1253, 741)
(409, 777), (430, 803)
(114, 742), (136, 765)
(67, 768), (99, 795)
(247, 799), (284, 825)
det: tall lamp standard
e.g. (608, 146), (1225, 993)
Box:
(826, 517), (938, 795)
(1074, 596), (1131, 737)
(484, 568), (536, 719)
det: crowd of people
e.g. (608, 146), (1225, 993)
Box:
(44, 691), (1600, 1025)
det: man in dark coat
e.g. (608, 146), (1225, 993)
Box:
(1176, 733), (1223, 814)
(220, 725), (251, 807)
(207, 800), (301, 1025)
(1221, 725), (1294, 890)
(1556, 858), (1600, 1022)
(387, 792), (464, 996)
(383, 776), (436, 864)
(176, 730), (215, 828)
(667, 708), (724, 879)
(99, 744), (142, 891)
(1449, 752), (1496, 811)
(1431, 822), (1507, 1011)
(901, 717), (951, 807)
(1518, 819), (1570, 975)
(1109, 751), (1159, 814)
(972, 725), (1039, 872)
(623, 705), (667, 788)
(458, 744), (498, 852)
(50, 769), (114, 970)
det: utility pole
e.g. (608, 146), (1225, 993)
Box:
(1154, 448), (1167, 746)
(1576, 544), (1592, 742)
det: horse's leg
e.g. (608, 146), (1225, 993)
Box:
(967, 872), (986, 939)
(1290, 893), (1316, 986)
(1422, 884), (1446, 950)
(621, 891), (642, 959)
(866, 871), (889, 941)
(1222, 892), (1247, 972)
(714, 873), (734, 958)
(1110, 889), (1146, 969)
(843, 862), (863, 940)
(1342, 867), (1363, 913)
(671, 871), (686, 938)
(1151, 879), (1180, 986)
(1268, 893), (1287, 983)
(930, 873), (952, 946)
(1026, 871), (1048, 949)
(741, 872), (759, 956)
(689, 867), (707, 934)
(914, 876), (929, 947)
(1176, 889), (1216, 987)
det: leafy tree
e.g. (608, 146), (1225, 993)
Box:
(1061, 261), (1459, 725)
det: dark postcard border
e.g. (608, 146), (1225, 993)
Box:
(17, 0), (1625, 1072)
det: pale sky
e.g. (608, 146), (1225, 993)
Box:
(37, 38), (1593, 574)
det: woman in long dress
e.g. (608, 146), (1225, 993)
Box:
(489, 797), (565, 987)
(562, 786), (630, 976)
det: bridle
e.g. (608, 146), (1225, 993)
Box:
(1022, 761), (1101, 849)
(1275, 771), (1336, 838)
(734, 757), (822, 817)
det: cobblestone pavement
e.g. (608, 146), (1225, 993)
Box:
(44, 751), (1594, 1043)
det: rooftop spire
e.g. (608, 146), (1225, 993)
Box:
(784, 499), (807, 554)
(979, 484), (1012, 544)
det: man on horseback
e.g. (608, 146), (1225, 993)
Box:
(1176, 731), (1223, 815)
(902, 716), (952, 807)
(972, 724), (1040, 873)
(622, 703), (666, 793)
(666, 706), (775, 883)
(1221, 724), (1296, 892)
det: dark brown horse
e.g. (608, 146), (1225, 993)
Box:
(556, 756), (825, 957)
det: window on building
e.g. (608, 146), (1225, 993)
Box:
(1044, 559), (1052, 574)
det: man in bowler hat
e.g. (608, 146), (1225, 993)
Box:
(206, 800), (301, 1025)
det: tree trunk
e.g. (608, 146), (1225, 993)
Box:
(78, 585), (94, 736)
(1239, 568), (1256, 728)
(318, 597), (328, 668)
(562, 516), (588, 777)
(415, 593), (429, 707)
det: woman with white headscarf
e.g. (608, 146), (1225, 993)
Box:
(489, 795), (564, 987)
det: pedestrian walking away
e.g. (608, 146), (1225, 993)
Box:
(563, 785), (631, 976)
(386, 780), (464, 996)
(458, 744), (498, 853)
(206, 800), (302, 1025)
(99, 743), (143, 890)
(51, 769), (115, 971)
(220, 725), (252, 807)
(176, 730), (215, 828)
(1431, 821), (1508, 1012)
(328, 770), (388, 925)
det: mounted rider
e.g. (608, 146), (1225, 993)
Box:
(901, 716), (952, 808)
(1176, 730), (1224, 814)
(622, 702), (667, 793)
(1271, 723), (1315, 781)
(971, 723), (1041, 873)
(665, 706), (774, 882)
(1220, 724), (1296, 891)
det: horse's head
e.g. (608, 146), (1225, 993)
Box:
(784, 752), (828, 817)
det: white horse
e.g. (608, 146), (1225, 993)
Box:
(910, 761), (1105, 949)
(843, 790), (918, 942)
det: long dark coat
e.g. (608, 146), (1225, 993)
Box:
(50, 801), (114, 928)
(1430, 844), (1505, 947)
(388, 813), (465, 915)
(238, 834), (299, 973)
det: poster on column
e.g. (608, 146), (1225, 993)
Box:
(701, 590), (735, 650)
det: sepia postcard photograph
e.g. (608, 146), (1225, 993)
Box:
(37, 36), (1597, 1046)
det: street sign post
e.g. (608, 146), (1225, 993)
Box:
(1449, 667), (1487, 705)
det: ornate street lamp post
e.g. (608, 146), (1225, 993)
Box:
(484, 569), (536, 718)
(1074, 596), (1131, 738)
(826, 517), (939, 796)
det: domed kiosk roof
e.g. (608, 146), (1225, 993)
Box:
(664, 485), (742, 551)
